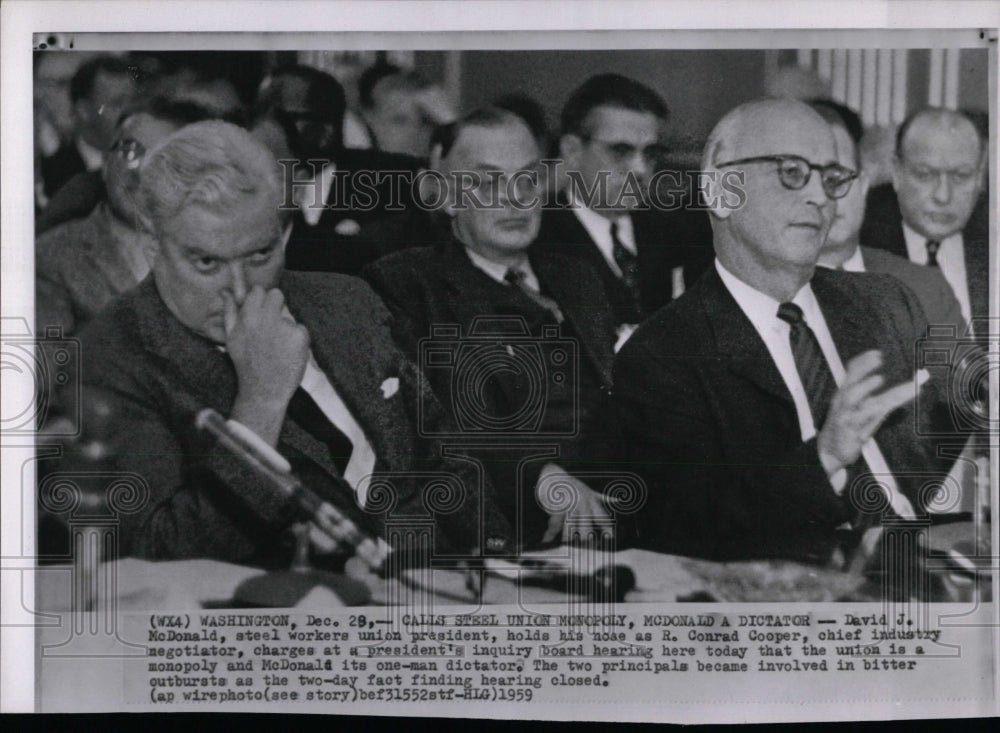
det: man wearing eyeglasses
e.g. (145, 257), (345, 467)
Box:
(614, 98), (952, 562)
(538, 73), (713, 329)
(811, 100), (965, 336)
(860, 107), (988, 337)
(36, 97), (212, 336)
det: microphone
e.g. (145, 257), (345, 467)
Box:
(500, 558), (637, 603)
(195, 408), (386, 572)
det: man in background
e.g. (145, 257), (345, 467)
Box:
(36, 97), (213, 335)
(365, 108), (624, 548)
(860, 107), (988, 334)
(811, 99), (965, 334)
(39, 55), (137, 201)
(539, 73), (713, 327)
(357, 62), (456, 158)
(257, 64), (426, 275)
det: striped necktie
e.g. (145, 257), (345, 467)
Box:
(925, 239), (941, 267)
(504, 268), (564, 323)
(776, 302), (837, 429)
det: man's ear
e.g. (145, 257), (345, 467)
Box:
(856, 169), (871, 200)
(139, 234), (161, 269)
(890, 154), (902, 193)
(702, 164), (734, 221)
(700, 141), (733, 221)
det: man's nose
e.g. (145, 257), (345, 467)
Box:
(931, 172), (953, 204)
(225, 261), (249, 304)
(803, 168), (831, 207)
(628, 150), (652, 179)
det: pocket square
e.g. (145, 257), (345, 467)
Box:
(334, 218), (362, 236)
(380, 377), (399, 399)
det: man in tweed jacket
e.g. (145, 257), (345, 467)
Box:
(77, 121), (511, 567)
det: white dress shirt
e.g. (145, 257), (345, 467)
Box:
(76, 136), (104, 172)
(567, 195), (685, 299)
(902, 223), (971, 328)
(568, 197), (636, 277)
(715, 260), (914, 517)
(229, 344), (378, 509)
(297, 162), (338, 227)
(299, 354), (377, 508)
(840, 246), (867, 272)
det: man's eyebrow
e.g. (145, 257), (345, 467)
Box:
(467, 159), (543, 172)
(181, 245), (218, 259)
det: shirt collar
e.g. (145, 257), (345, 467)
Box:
(463, 245), (541, 291)
(75, 136), (104, 171)
(901, 221), (963, 260)
(464, 246), (510, 283)
(715, 259), (821, 333)
(840, 246), (866, 272)
(567, 192), (636, 254)
(298, 162), (337, 226)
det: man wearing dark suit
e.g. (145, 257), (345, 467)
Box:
(365, 108), (623, 548)
(255, 65), (426, 276)
(860, 107), (988, 335)
(537, 74), (713, 326)
(75, 121), (511, 567)
(810, 100), (965, 333)
(615, 99), (951, 562)
(39, 56), (137, 201)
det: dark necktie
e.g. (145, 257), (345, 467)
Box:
(776, 302), (838, 430)
(925, 239), (941, 267)
(285, 386), (354, 475)
(611, 219), (641, 306)
(504, 267), (564, 323)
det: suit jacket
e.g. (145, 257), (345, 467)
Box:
(76, 271), (512, 566)
(364, 240), (622, 545)
(285, 148), (427, 275)
(860, 183), (989, 333)
(40, 142), (87, 199)
(536, 201), (714, 324)
(859, 246), (965, 333)
(36, 203), (144, 336)
(613, 266), (952, 562)
(36, 170), (106, 236)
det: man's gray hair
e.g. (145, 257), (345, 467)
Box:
(139, 120), (281, 237)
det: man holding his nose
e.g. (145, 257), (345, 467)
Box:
(77, 120), (511, 566)
(614, 99), (953, 562)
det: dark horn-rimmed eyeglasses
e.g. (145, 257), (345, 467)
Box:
(715, 154), (858, 199)
(110, 137), (146, 171)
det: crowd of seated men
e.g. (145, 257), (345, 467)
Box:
(33, 52), (988, 572)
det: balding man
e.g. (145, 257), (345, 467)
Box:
(77, 120), (511, 566)
(861, 107), (988, 334)
(614, 99), (951, 562)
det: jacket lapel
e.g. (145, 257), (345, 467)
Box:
(810, 268), (882, 365)
(133, 277), (238, 415)
(700, 268), (794, 406)
(531, 248), (613, 387)
(283, 273), (401, 468)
